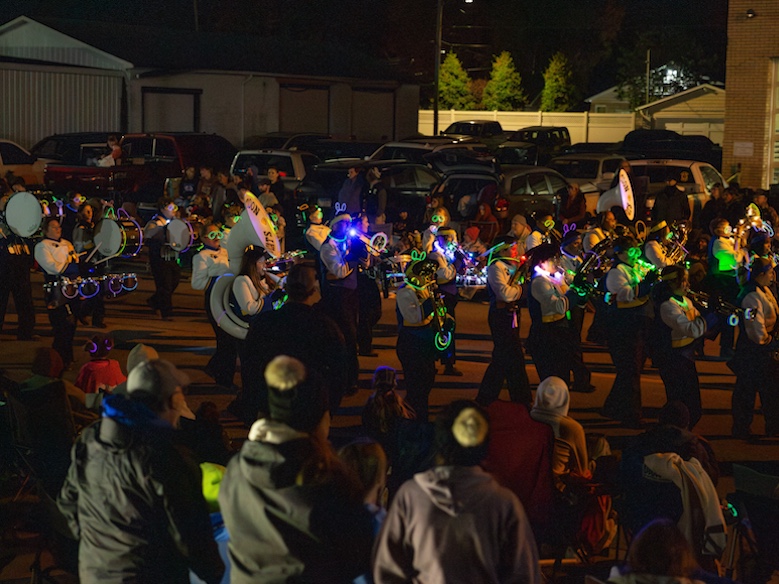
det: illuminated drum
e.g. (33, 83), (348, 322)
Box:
(122, 273), (138, 292)
(167, 218), (195, 253)
(79, 277), (101, 299)
(94, 217), (143, 258)
(61, 277), (80, 299)
(5, 191), (43, 238)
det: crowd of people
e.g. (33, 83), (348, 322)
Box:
(3, 161), (779, 583)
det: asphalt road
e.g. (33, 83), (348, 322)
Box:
(2, 267), (779, 496)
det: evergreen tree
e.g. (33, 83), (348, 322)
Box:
(540, 52), (578, 112)
(439, 53), (474, 110)
(482, 51), (526, 111)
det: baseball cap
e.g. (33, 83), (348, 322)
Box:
(126, 358), (190, 403)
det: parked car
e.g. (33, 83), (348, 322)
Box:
(242, 132), (330, 150)
(370, 137), (486, 165)
(440, 120), (508, 151)
(1, 139), (46, 186)
(548, 153), (626, 193)
(438, 170), (501, 221)
(502, 165), (598, 220)
(495, 141), (540, 170)
(507, 126), (571, 165)
(304, 139), (383, 162)
(229, 149), (320, 193)
(44, 132), (237, 201)
(627, 159), (727, 220)
(30, 132), (121, 165)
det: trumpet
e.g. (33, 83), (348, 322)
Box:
(686, 290), (755, 325)
(429, 281), (455, 351)
(663, 222), (689, 265)
(348, 228), (389, 257)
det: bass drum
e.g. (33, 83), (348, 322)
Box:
(167, 218), (195, 253)
(94, 218), (143, 258)
(208, 274), (249, 341)
(5, 191), (43, 237)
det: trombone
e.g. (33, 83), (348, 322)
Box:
(686, 290), (755, 326)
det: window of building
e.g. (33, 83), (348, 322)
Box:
(771, 60), (779, 185)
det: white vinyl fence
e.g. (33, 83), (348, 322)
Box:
(418, 110), (637, 144)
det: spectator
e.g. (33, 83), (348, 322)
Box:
(474, 202), (500, 245)
(113, 342), (159, 395)
(753, 189), (779, 234)
(178, 166), (199, 208)
(560, 183), (587, 226)
(462, 225), (487, 257)
(75, 332), (126, 394)
(366, 167), (388, 225)
(697, 183), (724, 232)
(652, 172), (691, 226)
(256, 177), (279, 208)
(196, 167), (219, 203)
(508, 213), (532, 256)
(58, 359), (225, 584)
(97, 134), (122, 167)
(373, 400), (541, 584)
(219, 355), (374, 584)
(266, 165), (287, 202)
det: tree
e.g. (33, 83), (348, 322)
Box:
(482, 51), (526, 111)
(439, 52), (475, 110)
(540, 52), (577, 112)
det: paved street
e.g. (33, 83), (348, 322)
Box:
(2, 267), (779, 492)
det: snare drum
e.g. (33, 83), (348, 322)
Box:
(122, 273), (138, 292)
(5, 192), (43, 238)
(79, 277), (101, 299)
(94, 218), (143, 257)
(167, 218), (194, 253)
(61, 277), (80, 299)
(104, 275), (124, 297)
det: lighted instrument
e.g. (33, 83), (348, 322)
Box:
(686, 290), (755, 326)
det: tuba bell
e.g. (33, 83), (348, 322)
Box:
(597, 168), (635, 221)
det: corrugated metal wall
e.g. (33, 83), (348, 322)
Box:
(0, 65), (123, 149)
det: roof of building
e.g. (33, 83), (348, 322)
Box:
(635, 83), (725, 113)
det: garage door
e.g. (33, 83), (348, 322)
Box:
(280, 85), (329, 133)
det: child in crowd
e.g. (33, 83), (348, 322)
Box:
(75, 332), (126, 394)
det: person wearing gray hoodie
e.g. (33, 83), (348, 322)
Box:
(373, 400), (541, 584)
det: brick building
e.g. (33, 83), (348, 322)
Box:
(724, 1), (779, 188)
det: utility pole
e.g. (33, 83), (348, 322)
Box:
(433, 0), (443, 136)
(193, 0), (200, 32)
(645, 48), (650, 105)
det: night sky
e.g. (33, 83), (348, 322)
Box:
(0, 0), (728, 101)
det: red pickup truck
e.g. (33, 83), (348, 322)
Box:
(44, 132), (237, 202)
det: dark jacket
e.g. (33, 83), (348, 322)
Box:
(242, 302), (347, 419)
(652, 184), (691, 225)
(57, 395), (224, 584)
(218, 423), (374, 584)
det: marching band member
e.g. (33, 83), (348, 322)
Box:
(601, 236), (658, 428)
(730, 258), (779, 439)
(560, 230), (595, 392)
(395, 257), (440, 421)
(144, 197), (181, 321)
(429, 227), (466, 376)
(191, 222), (235, 388)
(475, 236), (531, 407)
(304, 205), (330, 278)
(72, 203), (106, 329)
(652, 265), (708, 428)
(706, 218), (748, 358)
(60, 191), (86, 242)
(319, 214), (362, 394)
(583, 211), (616, 254)
(35, 217), (80, 368)
(0, 190), (36, 340)
(356, 214), (382, 357)
(527, 244), (590, 391)
(421, 207), (450, 254)
(232, 246), (274, 321)
(526, 213), (555, 251)
(643, 221), (674, 270)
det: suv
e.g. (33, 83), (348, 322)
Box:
(507, 126), (571, 165)
(229, 149), (321, 193)
(548, 153), (626, 193)
(1, 139), (46, 186)
(627, 159), (727, 220)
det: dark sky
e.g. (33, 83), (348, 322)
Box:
(0, 0), (728, 98)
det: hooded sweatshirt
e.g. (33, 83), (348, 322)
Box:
(219, 420), (374, 584)
(530, 376), (591, 481)
(373, 465), (540, 584)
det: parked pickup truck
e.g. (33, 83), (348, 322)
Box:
(44, 132), (236, 202)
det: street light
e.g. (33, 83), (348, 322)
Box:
(433, 0), (473, 136)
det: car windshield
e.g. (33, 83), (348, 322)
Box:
(371, 146), (429, 165)
(233, 154), (296, 177)
(443, 123), (480, 136)
(550, 159), (599, 179)
(497, 146), (535, 165)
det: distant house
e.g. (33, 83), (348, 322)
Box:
(635, 84), (725, 145)
(585, 86), (632, 114)
(0, 15), (419, 149)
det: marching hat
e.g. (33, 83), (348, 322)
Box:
(649, 220), (668, 233)
(329, 214), (352, 229)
